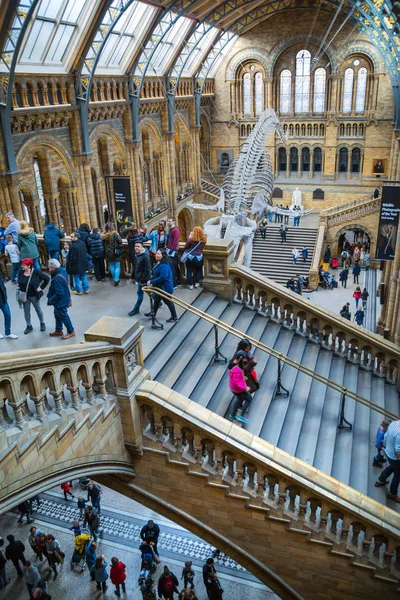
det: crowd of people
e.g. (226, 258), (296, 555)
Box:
(0, 213), (208, 339)
(0, 479), (226, 599)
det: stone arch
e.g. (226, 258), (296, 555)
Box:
(226, 48), (270, 80)
(89, 123), (126, 167)
(177, 206), (194, 242)
(16, 134), (75, 186)
(334, 223), (375, 248)
(269, 36), (335, 75)
(332, 44), (380, 75)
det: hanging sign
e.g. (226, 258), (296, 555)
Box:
(375, 186), (400, 260)
(112, 177), (133, 231)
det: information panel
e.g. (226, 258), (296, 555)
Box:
(375, 186), (400, 260)
(112, 177), (133, 231)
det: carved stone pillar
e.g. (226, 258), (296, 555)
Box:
(132, 141), (146, 226)
(82, 157), (97, 227)
(202, 239), (235, 300)
(162, 133), (177, 220)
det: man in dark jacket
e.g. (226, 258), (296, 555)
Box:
(140, 520), (160, 555)
(83, 507), (101, 541)
(5, 534), (26, 576)
(202, 558), (217, 598)
(166, 218), (181, 286)
(43, 223), (64, 259)
(0, 537), (9, 587)
(47, 258), (75, 340)
(66, 231), (89, 295)
(17, 500), (34, 524)
(88, 228), (105, 282)
(129, 242), (151, 316)
(157, 566), (179, 599)
(352, 261), (361, 284)
(0, 272), (18, 339)
(87, 481), (102, 512)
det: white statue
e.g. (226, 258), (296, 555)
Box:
(291, 187), (303, 211)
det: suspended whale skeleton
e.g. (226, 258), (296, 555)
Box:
(191, 108), (310, 266)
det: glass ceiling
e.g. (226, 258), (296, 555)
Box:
(14, 0), (238, 79)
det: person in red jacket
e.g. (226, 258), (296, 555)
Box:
(353, 285), (362, 309)
(228, 351), (253, 424)
(110, 557), (126, 597)
(60, 482), (74, 501)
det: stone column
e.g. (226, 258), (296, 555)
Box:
(73, 157), (90, 225)
(309, 149), (314, 179)
(82, 158), (97, 227)
(266, 77), (273, 109)
(1, 175), (23, 220)
(125, 142), (141, 226)
(132, 141), (146, 226)
(162, 133), (177, 220)
(190, 126), (202, 191)
(202, 239), (235, 301)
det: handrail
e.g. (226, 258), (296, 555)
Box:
(142, 286), (399, 421)
(320, 193), (378, 217)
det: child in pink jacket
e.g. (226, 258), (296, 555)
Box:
(228, 351), (252, 423)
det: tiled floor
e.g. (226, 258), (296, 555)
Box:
(1, 481), (279, 600)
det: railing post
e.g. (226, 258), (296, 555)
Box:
(202, 238), (235, 301)
(84, 317), (150, 454)
(308, 223), (326, 291)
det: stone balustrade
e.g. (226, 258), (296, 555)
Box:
(0, 317), (147, 451)
(320, 194), (380, 226)
(229, 264), (400, 386)
(136, 380), (400, 591)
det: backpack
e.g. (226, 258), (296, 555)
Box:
(163, 575), (174, 592)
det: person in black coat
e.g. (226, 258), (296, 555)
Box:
(157, 566), (179, 599)
(47, 259), (75, 340)
(202, 558), (217, 597)
(5, 535), (26, 576)
(88, 228), (105, 282)
(126, 228), (145, 267)
(66, 232), (89, 295)
(17, 500), (34, 524)
(208, 573), (223, 599)
(339, 267), (349, 288)
(0, 271), (17, 339)
(78, 223), (91, 249)
(128, 241), (151, 316)
(18, 258), (50, 334)
(140, 520), (160, 556)
(352, 261), (361, 284)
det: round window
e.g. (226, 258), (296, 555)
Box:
(353, 59), (360, 66)
(250, 65), (255, 71)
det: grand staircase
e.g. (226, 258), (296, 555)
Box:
(144, 291), (399, 512)
(251, 223), (318, 285)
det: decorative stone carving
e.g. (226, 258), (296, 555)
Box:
(126, 349), (137, 376)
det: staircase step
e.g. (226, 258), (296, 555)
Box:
(245, 327), (296, 437)
(367, 377), (387, 503)
(173, 302), (244, 398)
(313, 357), (346, 475)
(259, 334), (308, 444)
(190, 309), (257, 407)
(349, 370), (372, 495)
(330, 364), (359, 485)
(155, 298), (230, 389)
(277, 343), (320, 456)
(295, 348), (333, 465)
(145, 292), (217, 379)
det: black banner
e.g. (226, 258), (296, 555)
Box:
(112, 177), (133, 231)
(375, 186), (400, 260)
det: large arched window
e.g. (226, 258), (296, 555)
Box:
(302, 148), (310, 171)
(343, 68), (354, 114)
(313, 68), (326, 113)
(295, 50), (311, 113)
(339, 148), (348, 172)
(255, 72), (263, 115)
(351, 147), (361, 173)
(280, 69), (291, 114)
(314, 147), (322, 172)
(290, 148), (298, 172)
(355, 68), (367, 113)
(278, 148), (287, 171)
(243, 73), (251, 116)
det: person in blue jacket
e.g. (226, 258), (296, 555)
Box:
(43, 223), (65, 260)
(146, 249), (178, 323)
(144, 221), (169, 260)
(47, 258), (75, 339)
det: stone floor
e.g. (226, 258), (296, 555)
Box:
(0, 481), (278, 600)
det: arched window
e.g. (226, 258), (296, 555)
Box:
(278, 148), (287, 171)
(295, 50), (311, 113)
(290, 147), (298, 171)
(302, 148), (310, 171)
(339, 148), (348, 172)
(355, 67), (367, 113)
(313, 68), (326, 112)
(314, 147), (322, 172)
(351, 147), (361, 173)
(255, 72), (263, 115)
(243, 73), (251, 116)
(343, 68), (354, 113)
(280, 69), (291, 114)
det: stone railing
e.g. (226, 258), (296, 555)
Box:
(308, 222), (326, 290)
(136, 380), (400, 591)
(0, 317), (148, 450)
(319, 194), (380, 227)
(229, 264), (400, 386)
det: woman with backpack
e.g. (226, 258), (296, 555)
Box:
(361, 287), (369, 309)
(44, 535), (63, 581)
(183, 226), (207, 290)
(228, 351), (253, 424)
(102, 223), (123, 286)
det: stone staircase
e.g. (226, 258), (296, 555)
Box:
(251, 223), (318, 285)
(144, 291), (400, 512)
(201, 179), (220, 197)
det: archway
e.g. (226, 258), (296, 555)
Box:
(177, 207), (193, 241)
(335, 225), (372, 254)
